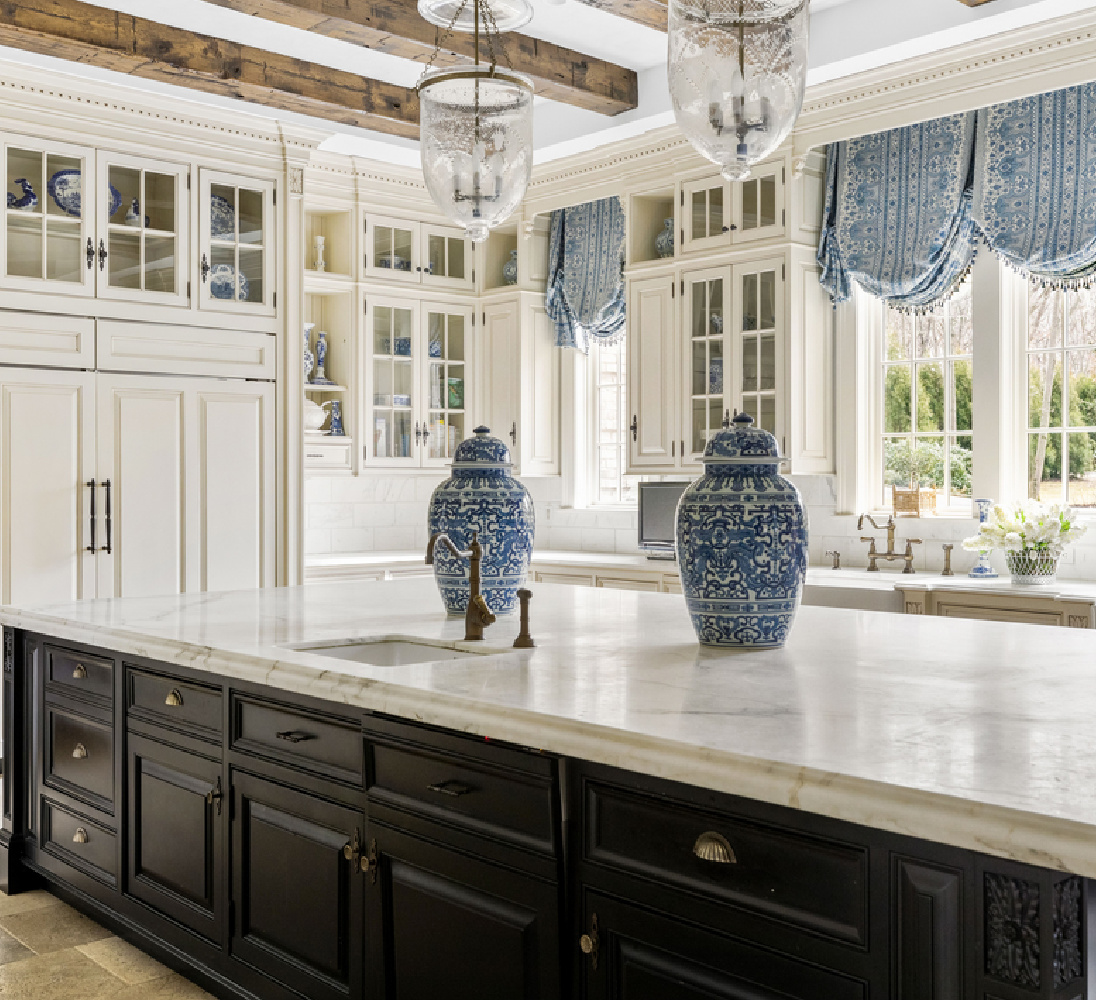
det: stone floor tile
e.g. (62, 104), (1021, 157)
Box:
(0, 890), (63, 919)
(0, 902), (112, 955)
(109, 970), (216, 1000)
(0, 930), (31, 967)
(0, 947), (123, 999)
(76, 936), (168, 986)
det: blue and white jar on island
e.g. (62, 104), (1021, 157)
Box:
(676, 412), (808, 648)
(427, 426), (534, 616)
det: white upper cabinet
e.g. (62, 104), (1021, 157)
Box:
(627, 274), (680, 471)
(683, 264), (731, 465)
(364, 214), (474, 291)
(96, 151), (189, 308)
(732, 257), (785, 443)
(422, 302), (471, 467)
(734, 161), (786, 245)
(681, 177), (731, 253)
(679, 160), (786, 254)
(1, 134), (96, 296)
(198, 168), (276, 316)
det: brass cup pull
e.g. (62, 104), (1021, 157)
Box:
(693, 831), (737, 864)
(72, 743), (88, 760)
(165, 688), (184, 707)
(276, 730), (316, 744)
(72, 663), (87, 680)
(72, 827), (89, 844)
(360, 838), (379, 884)
(343, 829), (361, 864)
(579, 934), (595, 954)
(427, 779), (473, 798)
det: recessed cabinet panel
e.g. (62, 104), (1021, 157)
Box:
(46, 706), (114, 809)
(231, 772), (364, 1000)
(894, 858), (962, 1000)
(0, 135), (95, 297)
(627, 275), (678, 471)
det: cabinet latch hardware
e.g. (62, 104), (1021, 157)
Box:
(165, 688), (184, 707)
(86, 479), (97, 553)
(72, 827), (89, 844)
(200, 254), (210, 283)
(360, 838), (378, 884)
(72, 743), (87, 760)
(630, 415), (637, 442)
(510, 422), (517, 446)
(276, 730), (316, 744)
(692, 830), (737, 864)
(206, 775), (223, 815)
(72, 663), (87, 680)
(579, 913), (599, 970)
(427, 779), (473, 798)
(343, 828), (361, 864)
(85, 237), (94, 271)
(97, 239), (107, 272)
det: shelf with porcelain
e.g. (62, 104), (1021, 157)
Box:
(304, 383), (348, 393)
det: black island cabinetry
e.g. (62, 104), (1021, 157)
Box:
(0, 627), (1089, 1000)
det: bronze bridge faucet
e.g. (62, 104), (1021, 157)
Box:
(426, 530), (497, 641)
(857, 513), (921, 574)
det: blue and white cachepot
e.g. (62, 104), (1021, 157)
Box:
(427, 426), (535, 615)
(676, 412), (808, 648)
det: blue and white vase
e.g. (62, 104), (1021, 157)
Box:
(502, 249), (518, 285)
(968, 498), (999, 578)
(655, 217), (674, 258)
(676, 412), (808, 648)
(427, 426), (535, 616)
(327, 400), (344, 437)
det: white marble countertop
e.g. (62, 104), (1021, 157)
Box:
(4, 579), (1095, 875)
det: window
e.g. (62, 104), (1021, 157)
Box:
(1027, 282), (1096, 506)
(881, 279), (973, 508)
(591, 336), (638, 505)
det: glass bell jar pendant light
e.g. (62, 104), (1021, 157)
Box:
(417, 0), (535, 243)
(668, 0), (809, 182)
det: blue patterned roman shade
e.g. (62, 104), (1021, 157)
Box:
(818, 112), (978, 310)
(546, 196), (626, 353)
(974, 84), (1096, 286)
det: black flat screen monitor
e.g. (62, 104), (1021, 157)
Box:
(637, 481), (691, 555)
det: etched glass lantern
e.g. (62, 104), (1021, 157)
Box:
(668, 0), (808, 182)
(417, 67), (534, 244)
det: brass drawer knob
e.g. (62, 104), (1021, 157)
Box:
(72, 663), (87, 679)
(72, 743), (88, 760)
(165, 688), (184, 707)
(579, 913), (599, 970)
(72, 827), (89, 844)
(693, 831), (737, 864)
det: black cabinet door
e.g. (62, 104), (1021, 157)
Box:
(231, 770), (364, 1000)
(126, 732), (225, 943)
(578, 890), (868, 1000)
(365, 824), (562, 1000)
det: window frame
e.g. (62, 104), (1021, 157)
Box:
(586, 334), (638, 508)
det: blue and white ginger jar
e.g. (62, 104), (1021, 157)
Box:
(427, 426), (534, 616)
(676, 412), (808, 648)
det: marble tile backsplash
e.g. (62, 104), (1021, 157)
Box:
(304, 473), (1096, 581)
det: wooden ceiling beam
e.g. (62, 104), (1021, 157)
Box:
(205, 0), (640, 115)
(0, 0), (420, 137)
(567, 0), (667, 33)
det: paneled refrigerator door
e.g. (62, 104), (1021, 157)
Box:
(198, 169), (276, 316)
(95, 151), (189, 307)
(0, 368), (96, 605)
(0, 134), (95, 297)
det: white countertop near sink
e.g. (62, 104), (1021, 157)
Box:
(4, 578), (1096, 875)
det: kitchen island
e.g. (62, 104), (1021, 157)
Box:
(0, 578), (1092, 999)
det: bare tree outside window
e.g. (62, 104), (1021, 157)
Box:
(882, 279), (973, 508)
(1027, 282), (1096, 506)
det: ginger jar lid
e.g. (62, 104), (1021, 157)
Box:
(702, 412), (783, 464)
(452, 426), (512, 470)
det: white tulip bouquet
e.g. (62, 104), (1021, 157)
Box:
(962, 499), (1087, 583)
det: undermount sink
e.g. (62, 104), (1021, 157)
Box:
(286, 636), (497, 667)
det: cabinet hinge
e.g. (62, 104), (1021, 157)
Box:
(186, 280), (191, 299)
(363, 445), (367, 461)
(472, 268), (475, 283)
(186, 174), (191, 190)
(272, 189), (276, 206)
(782, 166), (786, 185)
(273, 292), (277, 308)
(782, 209), (786, 227)
(680, 228), (684, 246)
(680, 191), (684, 206)
(680, 279), (684, 296)
(782, 263), (786, 281)
(671, 283), (674, 299)
(482, 311), (486, 326)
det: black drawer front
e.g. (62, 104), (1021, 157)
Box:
(47, 708), (114, 807)
(41, 798), (117, 883)
(128, 668), (222, 735)
(585, 781), (869, 947)
(46, 645), (113, 702)
(233, 696), (362, 783)
(370, 741), (555, 853)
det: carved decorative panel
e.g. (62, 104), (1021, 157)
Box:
(1067, 614), (1090, 629)
(985, 873), (1040, 989)
(905, 601), (925, 615)
(288, 166), (304, 196)
(1054, 877), (1084, 988)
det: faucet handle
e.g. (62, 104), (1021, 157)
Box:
(907, 538), (923, 546)
(859, 536), (875, 543)
(824, 550), (841, 570)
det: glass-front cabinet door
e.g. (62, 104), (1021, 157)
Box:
(681, 177), (731, 253)
(96, 152), (188, 306)
(364, 215), (418, 284)
(367, 296), (419, 467)
(422, 225), (473, 290)
(423, 303), (472, 466)
(684, 266), (731, 464)
(733, 258), (784, 438)
(1, 135), (94, 296)
(198, 169), (275, 315)
(734, 160), (785, 244)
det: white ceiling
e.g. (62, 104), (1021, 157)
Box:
(0, 0), (1094, 168)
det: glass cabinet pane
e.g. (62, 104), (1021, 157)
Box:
(740, 268), (778, 434)
(742, 172), (780, 233)
(106, 165), (178, 295)
(688, 275), (726, 455)
(424, 309), (468, 460)
(206, 179), (266, 306)
(372, 304), (416, 460)
(7, 147), (86, 284)
(374, 225), (413, 272)
(688, 183), (727, 243)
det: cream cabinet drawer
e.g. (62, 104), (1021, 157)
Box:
(97, 320), (275, 379)
(305, 437), (352, 471)
(596, 575), (661, 592)
(938, 603), (1063, 626)
(660, 577), (683, 594)
(533, 570), (595, 587)
(0, 310), (94, 368)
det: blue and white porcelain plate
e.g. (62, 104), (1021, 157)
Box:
(44, 171), (117, 219)
(210, 194), (235, 239)
(209, 263), (249, 301)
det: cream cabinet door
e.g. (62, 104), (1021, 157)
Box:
(0, 369), (96, 605)
(96, 375), (187, 599)
(682, 264), (731, 466)
(627, 274), (679, 471)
